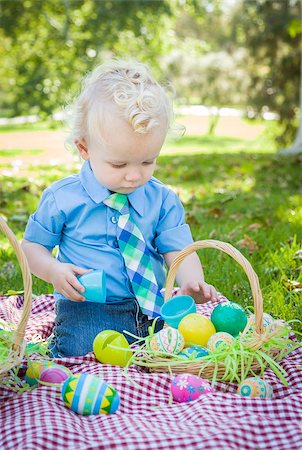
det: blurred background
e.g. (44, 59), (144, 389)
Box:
(0, 0), (301, 148)
(0, 0), (301, 326)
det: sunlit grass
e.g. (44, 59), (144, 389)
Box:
(0, 149), (44, 157)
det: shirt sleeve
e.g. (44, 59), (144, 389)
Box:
(154, 189), (193, 254)
(24, 188), (65, 250)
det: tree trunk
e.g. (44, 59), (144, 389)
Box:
(279, 5), (302, 155)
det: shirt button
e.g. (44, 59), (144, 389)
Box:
(111, 216), (118, 224)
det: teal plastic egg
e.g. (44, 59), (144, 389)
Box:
(61, 373), (120, 415)
(211, 302), (248, 336)
(237, 377), (273, 398)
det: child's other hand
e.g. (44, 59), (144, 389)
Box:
(178, 281), (218, 304)
(50, 263), (91, 302)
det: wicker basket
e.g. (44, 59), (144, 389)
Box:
(135, 240), (288, 381)
(0, 215), (32, 376)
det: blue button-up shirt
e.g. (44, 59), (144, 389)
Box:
(24, 161), (193, 301)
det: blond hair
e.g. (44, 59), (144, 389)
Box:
(67, 59), (173, 146)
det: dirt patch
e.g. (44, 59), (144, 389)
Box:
(0, 116), (264, 167)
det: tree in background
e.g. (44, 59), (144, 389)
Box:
(0, 0), (300, 149)
(231, 0), (301, 147)
(0, 0), (173, 117)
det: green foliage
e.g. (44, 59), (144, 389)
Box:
(0, 0), (173, 117)
(0, 133), (301, 329)
(231, 0), (301, 145)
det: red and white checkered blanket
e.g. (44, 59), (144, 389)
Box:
(1, 294), (302, 450)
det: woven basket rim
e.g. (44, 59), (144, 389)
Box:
(0, 214), (32, 375)
(139, 239), (285, 380)
(164, 240), (264, 334)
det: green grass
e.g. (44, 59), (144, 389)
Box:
(0, 120), (63, 133)
(0, 133), (301, 330)
(0, 149), (44, 157)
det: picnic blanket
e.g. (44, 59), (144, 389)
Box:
(0, 294), (302, 450)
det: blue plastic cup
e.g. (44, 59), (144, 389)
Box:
(160, 295), (196, 328)
(78, 270), (107, 303)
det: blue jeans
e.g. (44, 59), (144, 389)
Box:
(49, 298), (164, 357)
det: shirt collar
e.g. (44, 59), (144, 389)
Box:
(79, 161), (145, 216)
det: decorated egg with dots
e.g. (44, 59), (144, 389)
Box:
(237, 377), (273, 399)
(39, 366), (73, 384)
(25, 360), (57, 386)
(61, 373), (120, 415)
(179, 345), (209, 359)
(171, 373), (214, 403)
(207, 332), (235, 352)
(150, 327), (185, 355)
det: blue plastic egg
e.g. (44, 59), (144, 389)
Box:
(61, 373), (120, 415)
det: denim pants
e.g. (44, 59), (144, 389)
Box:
(49, 298), (164, 358)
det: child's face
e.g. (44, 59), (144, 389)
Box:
(78, 105), (167, 194)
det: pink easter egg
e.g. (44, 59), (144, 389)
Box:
(39, 366), (72, 384)
(170, 373), (214, 403)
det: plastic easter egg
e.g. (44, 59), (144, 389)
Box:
(149, 327), (185, 355)
(211, 302), (248, 336)
(25, 360), (57, 386)
(178, 313), (216, 347)
(237, 377), (273, 399)
(61, 373), (120, 415)
(160, 295), (196, 328)
(179, 345), (209, 359)
(93, 330), (132, 367)
(207, 332), (235, 352)
(171, 373), (214, 403)
(39, 366), (73, 384)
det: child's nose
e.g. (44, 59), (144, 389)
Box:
(125, 168), (141, 182)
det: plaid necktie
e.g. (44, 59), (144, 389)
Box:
(104, 193), (164, 318)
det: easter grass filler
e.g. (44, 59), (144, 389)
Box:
(0, 322), (50, 392)
(127, 241), (302, 385)
(128, 317), (301, 385)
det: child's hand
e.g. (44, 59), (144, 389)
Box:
(49, 262), (92, 302)
(178, 281), (218, 304)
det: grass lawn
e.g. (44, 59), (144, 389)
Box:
(0, 132), (301, 331)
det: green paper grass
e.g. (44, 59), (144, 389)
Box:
(0, 320), (50, 393)
(128, 320), (301, 386)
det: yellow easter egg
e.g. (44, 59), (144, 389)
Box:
(178, 313), (216, 347)
(93, 330), (132, 367)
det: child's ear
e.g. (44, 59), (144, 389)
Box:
(75, 139), (89, 160)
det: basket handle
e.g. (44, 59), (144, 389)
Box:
(165, 240), (264, 335)
(0, 215), (32, 350)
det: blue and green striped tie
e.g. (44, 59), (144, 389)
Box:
(104, 193), (164, 318)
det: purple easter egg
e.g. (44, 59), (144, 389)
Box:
(39, 366), (72, 384)
(171, 373), (214, 403)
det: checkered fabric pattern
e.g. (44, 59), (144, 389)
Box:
(1, 294), (302, 450)
(104, 193), (164, 317)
